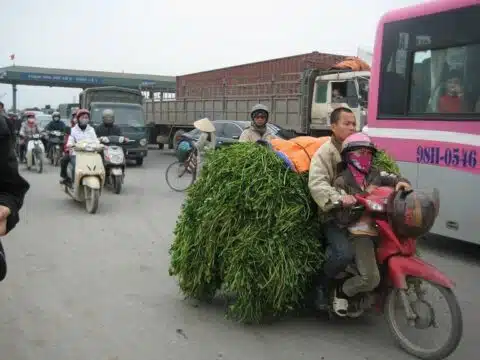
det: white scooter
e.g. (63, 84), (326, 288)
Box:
(99, 135), (134, 194)
(63, 140), (106, 214)
(25, 133), (45, 173)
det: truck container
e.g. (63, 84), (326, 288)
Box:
(176, 51), (346, 98)
(142, 54), (370, 149)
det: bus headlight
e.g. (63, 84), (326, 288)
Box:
(139, 138), (147, 146)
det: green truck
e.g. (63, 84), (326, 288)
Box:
(79, 86), (148, 165)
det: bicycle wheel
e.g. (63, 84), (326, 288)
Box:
(165, 161), (195, 192)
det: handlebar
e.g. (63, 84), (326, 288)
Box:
(332, 199), (365, 212)
(99, 136), (134, 144)
(332, 188), (413, 211)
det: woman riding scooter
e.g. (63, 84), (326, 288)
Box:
(59, 109), (99, 185)
(18, 112), (40, 163)
(327, 132), (411, 313)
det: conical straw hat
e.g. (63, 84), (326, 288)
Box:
(194, 118), (215, 132)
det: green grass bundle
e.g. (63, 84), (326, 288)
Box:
(374, 149), (400, 175)
(169, 142), (399, 323)
(170, 143), (323, 323)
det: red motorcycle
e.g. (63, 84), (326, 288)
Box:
(329, 186), (462, 360)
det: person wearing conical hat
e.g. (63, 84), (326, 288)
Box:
(193, 117), (216, 177)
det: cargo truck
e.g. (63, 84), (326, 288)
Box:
(142, 53), (370, 148)
(79, 86), (148, 165)
(58, 103), (79, 121)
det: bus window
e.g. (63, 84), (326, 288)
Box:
(410, 44), (480, 115)
(377, 4), (480, 118)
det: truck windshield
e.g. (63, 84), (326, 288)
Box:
(91, 105), (144, 128)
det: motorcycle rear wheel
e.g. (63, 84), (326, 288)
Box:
(385, 279), (463, 360)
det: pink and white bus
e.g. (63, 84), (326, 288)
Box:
(366, 0), (480, 244)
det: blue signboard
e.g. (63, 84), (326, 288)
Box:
(19, 72), (105, 85)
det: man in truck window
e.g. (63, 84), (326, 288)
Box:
(239, 104), (275, 143)
(332, 88), (346, 103)
(308, 106), (357, 310)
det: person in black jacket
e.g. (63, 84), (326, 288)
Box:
(95, 109), (122, 137)
(0, 114), (30, 236)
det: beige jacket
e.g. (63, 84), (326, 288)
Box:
(239, 127), (275, 143)
(308, 137), (344, 213)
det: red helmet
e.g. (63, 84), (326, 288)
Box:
(24, 111), (36, 118)
(76, 108), (90, 118)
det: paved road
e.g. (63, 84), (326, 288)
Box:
(0, 151), (477, 360)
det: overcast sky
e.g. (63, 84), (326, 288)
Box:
(0, 0), (423, 109)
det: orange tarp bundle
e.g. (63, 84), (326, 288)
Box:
(270, 136), (330, 173)
(331, 57), (371, 72)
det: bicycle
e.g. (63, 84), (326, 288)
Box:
(165, 146), (198, 192)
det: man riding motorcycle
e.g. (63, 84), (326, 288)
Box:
(45, 111), (66, 132)
(95, 109), (122, 137)
(239, 104), (275, 143)
(308, 107), (358, 308)
(18, 112), (41, 162)
(45, 111), (66, 154)
(59, 109), (99, 185)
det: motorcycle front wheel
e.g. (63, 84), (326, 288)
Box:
(84, 187), (100, 214)
(34, 152), (43, 173)
(384, 278), (463, 360)
(113, 175), (122, 194)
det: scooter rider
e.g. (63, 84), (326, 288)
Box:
(19, 112), (40, 162)
(239, 104), (275, 143)
(45, 111), (66, 132)
(45, 111), (66, 153)
(95, 109), (122, 137)
(60, 109), (99, 185)
(332, 133), (411, 307)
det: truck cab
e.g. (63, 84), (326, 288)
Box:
(79, 86), (149, 166)
(310, 70), (370, 132)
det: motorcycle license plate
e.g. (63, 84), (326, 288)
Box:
(111, 168), (123, 175)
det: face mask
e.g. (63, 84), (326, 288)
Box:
(348, 150), (373, 172)
(78, 118), (89, 126)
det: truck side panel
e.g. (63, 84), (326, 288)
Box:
(144, 95), (304, 133)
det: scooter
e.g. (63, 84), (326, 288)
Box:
(324, 187), (462, 360)
(63, 140), (105, 214)
(47, 130), (65, 166)
(25, 133), (45, 173)
(99, 135), (134, 194)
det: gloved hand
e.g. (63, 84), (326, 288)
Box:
(395, 181), (412, 192)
